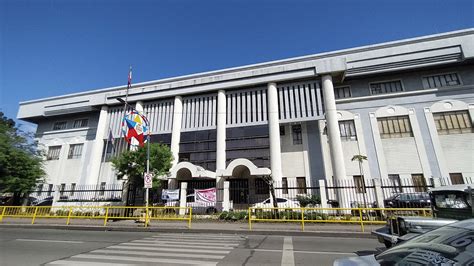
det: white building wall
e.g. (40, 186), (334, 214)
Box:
(382, 138), (423, 174)
(440, 134), (474, 177)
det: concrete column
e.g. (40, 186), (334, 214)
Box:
(179, 182), (188, 216)
(216, 90), (227, 172)
(321, 75), (347, 181)
(223, 181), (230, 212)
(373, 178), (385, 208)
(170, 96), (183, 167)
(267, 82), (282, 183)
(318, 179), (328, 209)
(88, 105), (109, 184)
(431, 177), (442, 188)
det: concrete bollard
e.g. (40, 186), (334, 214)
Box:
(179, 182), (188, 216)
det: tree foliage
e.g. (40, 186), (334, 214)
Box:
(0, 112), (45, 204)
(111, 143), (173, 187)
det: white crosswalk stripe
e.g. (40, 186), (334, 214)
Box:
(45, 233), (245, 265)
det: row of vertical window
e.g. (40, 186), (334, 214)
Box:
(46, 143), (83, 160)
(52, 119), (89, 131)
(334, 72), (462, 99)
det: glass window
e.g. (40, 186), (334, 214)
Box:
(296, 177), (307, 194)
(434, 193), (470, 209)
(339, 120), (357, 141)
(70, 183), (76, 196)
(276, 198), (287, 203)
(72, 119), (88, 128)
(255, 178), (269, 195)
(47, 146), (61, 160)
(59, 183), (66, 196)
(434, 111), (473, 135)
(378, 116), (413, 139)
(52, 121), (67, 130)
(99, 182), (106, 196)
(411, 174), (427, 192)
(422, 73), (461, 89)
(370, 80), (403, 95)
(47, 184), (53, 196)
(388, 174), (403, 193)
(292, 125), (302, 145)
(280, 125), (285, 136)
(354, 175), (366, 193)
(68, 144), (83, 159)
(334, 86), (351, 99)
(282, 177), (288, 194)
(36, 184), (44, 196)
(449, 173), (464, 185)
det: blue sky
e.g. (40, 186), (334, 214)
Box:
(1, 0), (473, 132)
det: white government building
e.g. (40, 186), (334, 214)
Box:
(18, 29), (474, 208)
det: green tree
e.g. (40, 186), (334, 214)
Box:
(111, 143), (173, 187)
(0, 112), (45, 205)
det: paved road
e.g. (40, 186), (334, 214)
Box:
(0, 228), (383, 265)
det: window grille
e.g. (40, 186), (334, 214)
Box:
(339, 120), (357, 141)
(422, 73), (461, 89)
(52, 121), (67, 130)
(68, 144), (83, 159)
(255, 178), (270, 195)
(72, 119), (88, 128)
(370, 80), (403, 95)
(292, 125), (302, 145)
(334, 86), (351, 99)
(47, 146), (61, 160)
(99, 182), (106, 196)
(388, 174), (402, 193)
(433, 110), (473, 135)
(377, 116), (413, 139)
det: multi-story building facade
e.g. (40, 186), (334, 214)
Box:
(18, 29), (474, 207)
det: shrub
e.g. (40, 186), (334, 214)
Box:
(218, 211), (248, 221)
(296, 194), (321, 207)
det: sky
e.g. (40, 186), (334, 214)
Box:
(1, 0), (473, 132)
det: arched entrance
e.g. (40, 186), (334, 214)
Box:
(170, 162), (216, 195)
(218, 158), (271, 208)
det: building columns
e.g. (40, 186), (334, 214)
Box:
(267, 82), (282, 183)
(216, 90), (227, 172)
(168, 96), (183, 189)
(88, 105), (109, 184)
(321, 75), (347, 181)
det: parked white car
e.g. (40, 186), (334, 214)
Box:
(165, 194), (218, 214)
(252, 197), (300, 209)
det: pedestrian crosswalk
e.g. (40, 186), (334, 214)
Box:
(46, 233), (245, 265)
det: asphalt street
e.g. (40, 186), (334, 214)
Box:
(0, 228), (384, 265)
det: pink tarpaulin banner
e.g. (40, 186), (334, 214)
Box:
(195, 188), (216, 203)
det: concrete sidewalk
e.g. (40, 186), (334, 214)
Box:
(0, 217), (379, 238)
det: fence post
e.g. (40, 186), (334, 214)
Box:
(66, 207), (73, 225)
(359, 208), (364, 232)
(31, 207), (39, 225)
(179, 182), (188, 216)
(431, 177), (442, 188)
(223, 181), (230, 212)
(319, 180), (328, 209)
(373, 178), (385, 208)
(188, 207), (192, 229)
(248, 207), (252, 230)
(301, 208), (305, 231)
(144, 206), (149, 228)
(0, 207), (5, 222)
(103, 207), (109, 227)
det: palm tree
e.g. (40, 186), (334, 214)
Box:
(352, 154), (368, 208)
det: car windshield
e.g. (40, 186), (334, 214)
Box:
(376, 222), (474, 265)
(434, 192), (470, 209)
